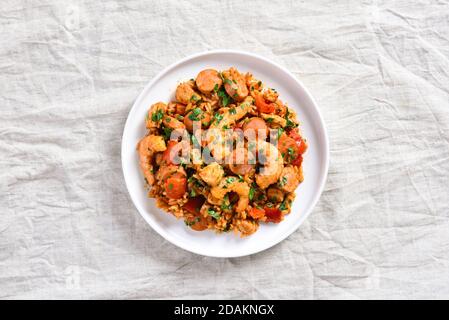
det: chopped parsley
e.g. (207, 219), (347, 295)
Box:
(168, 183), (174, 190)
(207, 209), (221, 220)
(221, 195), (232, 210)
(217, 87), (231, 107)
(224, 78), (233, 86)
(277, 128), (284, 139)
(214, 112), (224, 124)
(249, 186), (255, 201)
(213, 83), (219, 93)
(190, 95), (200, 103)
(185, 217), (200, 226)
(188, 108), (202, 121)
(278, 176), (288, 187)
(191, 134), (201, 148)
(162, 127), (172, 140)
(225, 177), (235, 184)
(229, 107), (236, 115)
(238, 175), (244, 182)
(279, 200), (290, 211)
(151, 109), (163, 122)
(266, 117), (274, 123)
(285, 108), (298, 129)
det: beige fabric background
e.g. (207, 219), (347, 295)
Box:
(1, 0), (449, 299)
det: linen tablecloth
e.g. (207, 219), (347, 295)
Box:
(1, 0), (449, 299)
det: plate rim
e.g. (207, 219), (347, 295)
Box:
(121, 49), (330, 258)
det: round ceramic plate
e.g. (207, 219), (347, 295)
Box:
(122, 50), (329, 258)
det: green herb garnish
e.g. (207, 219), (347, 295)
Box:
(185, 217), (200, 226)
(188, 108), (202, 121)
(214, 112), (224, 124)
(151, 109), (163, 122)
(277, 128), (284, 139)
(278, 176), (287, 187)
(279, 200), (289, 211)
(249, 186), (255, 201)
(225, 177), (235, 184)
(207, 209), (221, 220)
(162, 127), (172, 140)
(217, 87), (231, 107)
(285, 108), (298, 129)
(221, 195), (232, 210)
(191, 134), (201, 148)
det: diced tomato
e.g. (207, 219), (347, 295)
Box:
(162, 140), (179, 164)
(165, 173), (187, 199)
(283, 128), (307, 166)
(249, 207), (265, 219)
(289, 129), (307, 154)
(264, 207), (282, 223)
(288, 128), (302, 142)
(291, 154), (303, 167)
(255, 93), (275, 113)
(183, 196), (205, 214)
(278, 134), (300, 163)
(296, 138), (307, 155)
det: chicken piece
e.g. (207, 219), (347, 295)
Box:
(255, 140), (284, 189)
(145, 102), (167, 129)
(263, 88), (279, 103)
(162, 115), (186, 130)
(198, 162), (224, 187)
(145, 135), (167, 153)
(278, 166), (302, 193)
(175, 82), (201, 105)
(260, 113), (287, 128)
(234, 219), (258, 237)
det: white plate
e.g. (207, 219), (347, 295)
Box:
(121, 50), (329, 258)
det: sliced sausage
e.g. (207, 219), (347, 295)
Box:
(196, 69), (222, 94)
